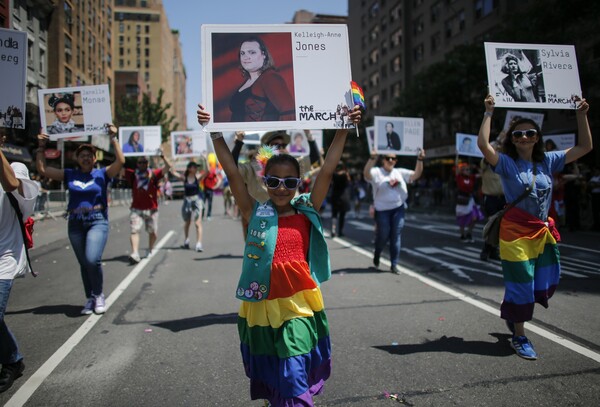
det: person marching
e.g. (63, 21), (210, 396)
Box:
(36, 125), (125, 315)
(478, 94), (593, 360)
(170, 161), (206, 252)
(198, 103), (361, 406)
(125, 154), (172, 263)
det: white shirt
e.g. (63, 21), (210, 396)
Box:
(0, 181), (38, 279)
(369, 166), (414, 211)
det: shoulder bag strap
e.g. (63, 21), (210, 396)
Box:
(6, 192), (36, 277)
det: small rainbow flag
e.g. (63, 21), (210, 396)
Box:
(350, 81), (366, 110)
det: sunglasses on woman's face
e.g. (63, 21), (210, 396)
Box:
(269, 143), (288, 150)
(263, 176), (301, 190)
(384, 157), (397, 162)
(512, 129), (538, 138)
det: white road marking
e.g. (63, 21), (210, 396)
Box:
(331, 236), (600, 364)
(4, 231), (175, 407)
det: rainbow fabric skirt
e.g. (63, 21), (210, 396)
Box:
(238, 287), (331, 406)
(499, 207), (561, 322)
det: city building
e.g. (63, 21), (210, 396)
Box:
(113, 0), (186, 131)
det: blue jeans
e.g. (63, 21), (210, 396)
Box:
(68, 214), (109, 298)
(374, 205), (406, 267)
(203, 189), (214, 218)
(0, 279), (22, 364)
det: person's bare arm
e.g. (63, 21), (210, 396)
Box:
(477, 95), (500, 167)
(565, 98), (593, 164)
(409, 149), (426, 183)
(106, 124), (126, 178)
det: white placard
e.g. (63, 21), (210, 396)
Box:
(119, 126), (162, 157)
(544, 133), (575, 151)
(455, 133), (483, 158)
(0, 28), (27, 129)
(38, 85), (112, 140)
(373, 116), (423, 156)
(503, 110), (545, 131)
(171, 131), (208, 158)
(202, 24), (353, 131)
(484, 42), (581, 109)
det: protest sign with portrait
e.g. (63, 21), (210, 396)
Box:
(38, 85), (112, 140)
(502, 110), (545, 131)
(373, 116), (423, 156)
(455, 133), (483, 158)
(119, 126), (161, 157)
(171, 131), (208, 158)
(0, 28), (27, 129)
(484, 42), (581, 109)
(202, 24), (353, 131)
(544, 133), (575, 151)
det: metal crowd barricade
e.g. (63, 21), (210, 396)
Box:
(34, 188), (132, 220)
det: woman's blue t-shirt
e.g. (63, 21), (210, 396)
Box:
(64, 167), (109, 217)
(494, 151), (566, 220)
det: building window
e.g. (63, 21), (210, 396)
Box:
(431, 32), (441, 53)
(381, 39), (388, 56)
(430, 1), (441, 23)
(369, 2), (380, 18)
(390, 3), (402, 22)
(391, 55), (402, 72)
(392, 82), (402, 98)
(361, 56), (368, 71)
(119, 59), (124, 68)
(145, 37), (149, 45)
(145, 25), (150, 34)
(413, 43), (424, 62)
(27, 40), (33, 67)
(145, 60), (149, 68)
(65, 67), (72, 86)
(144, 71), (150, 82)
(370, 72), (380, 87)
(413, 15), (424, 35)
(381, 64), (388, 79)
(39, 48), (45, 73)
(119, 47), (124, 56)
(370, 25), (380, 42)
(119, 35), (124, 45)
(458, 9), (465, 31)
(391, 29), (402, 47)
(370, 94), (380, 110)
(145, 48), (149, 57)
(369, 49), (379, 65)
(475, 0), (498, 19)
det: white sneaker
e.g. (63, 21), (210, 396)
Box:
(81, 298), (94, 315)
(195, 243), (203, 252)
(94, 294), (106, 314)
(129, 252), (141, 263)
(146, 249), (156, 258)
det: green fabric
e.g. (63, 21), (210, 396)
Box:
(238, 311), (330, 358)
(236, 193), (331, 302)
(502, 244), (559, 283)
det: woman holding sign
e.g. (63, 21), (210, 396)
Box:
(478, 94), (592, 360)
(230, 36), (295, 122)
(36, 126), (125, 315)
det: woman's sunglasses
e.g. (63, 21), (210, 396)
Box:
(384, 157), (397, 162)
(263, 176), (301, 190)
(511, 129), (538, 138)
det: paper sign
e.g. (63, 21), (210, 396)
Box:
(0, 28), (27, 129)
(119, 126), (162, 157)
(484, 42), (581, 109)
(202, 24), (354, 131)
(455, 133), (483, 158)
(373, 116), (423, 156)
(38, 85), (112, 140)
(171, 131), (208, 158)
(544, 133), (575, 151)
(502, 110), (545, 131)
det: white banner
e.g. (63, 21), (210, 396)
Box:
(119, 126), (162, 157)
(171, 131), (208, 158)
(38, 85), (112, 140)
(0, 28), (27, 129)
(455, 133), (483, 158)
(484, 42), (581, 109)
(502, 110), (545, 131)
(202, 24), (353, 131)
(373, 116), (423, 156)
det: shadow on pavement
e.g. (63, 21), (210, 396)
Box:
(103, 255), (132, 264)
(152, 312), (238, 332)
(332, 267), (388, 275)
(193, 254), (244, 261)
(6, 304), (84, 318)
(373, 334), (514, 357)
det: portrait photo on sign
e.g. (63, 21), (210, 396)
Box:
(42, 92), (84, 136)
(373, 116), (424, 156)
(202, 24), (353, 132)
(287, 130), (308, 156)
(119, 126), (161, 157)
(484, 42), (582, 110)
(171, 131), (208, 158)
(210, 32), (296, 125)
(455, 133), (483, 158)
(38, 85), (112, 140)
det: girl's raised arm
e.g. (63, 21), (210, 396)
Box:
(197, 104), (255, 222)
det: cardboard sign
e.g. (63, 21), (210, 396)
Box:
(119, 126), (162, 157)
(373, 116), (423, 156)
(38, 85), (112, 140)
(171, 131), (208, 158)
(202, 24), (353, 131)
(484, 42), (581, 109)
(0, 28), (27, 129)
(455, 133), (483, 158)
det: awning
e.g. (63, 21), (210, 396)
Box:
(1, 143), (33, 163)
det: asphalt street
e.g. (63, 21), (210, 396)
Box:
(2, 196), (599, 406)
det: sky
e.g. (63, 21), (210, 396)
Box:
(162, 0), (348, 130)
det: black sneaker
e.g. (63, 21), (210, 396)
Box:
(0, 360), (25, 393)
(373, 254), (380, 270)
(391, 265), (400, 275)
